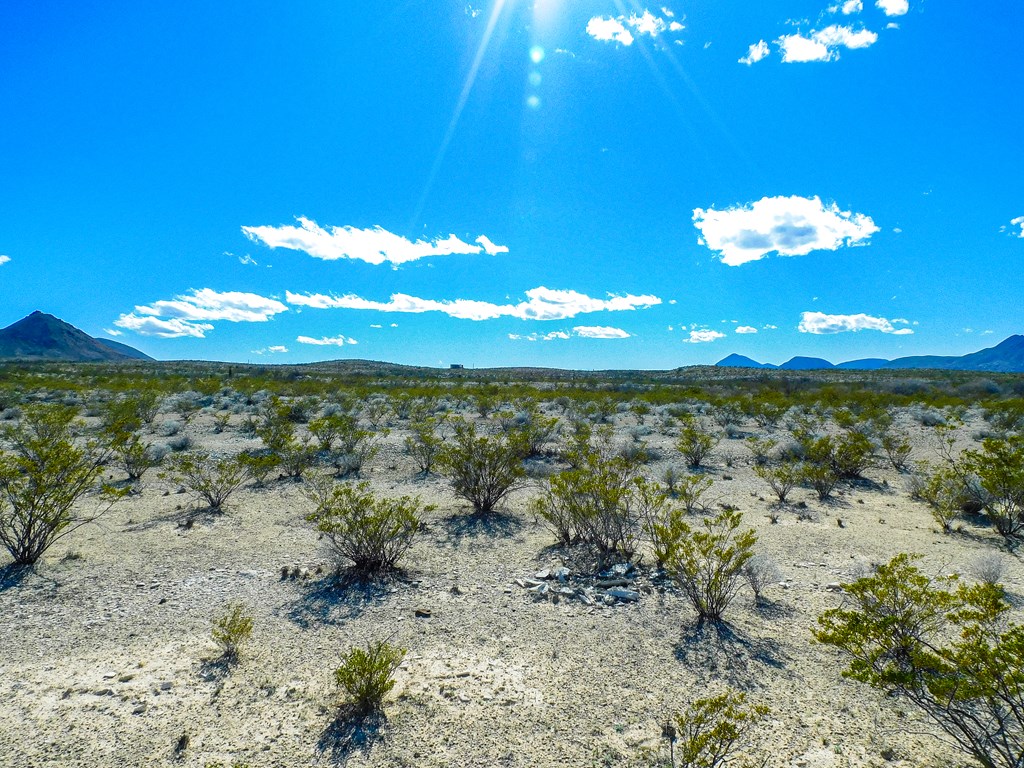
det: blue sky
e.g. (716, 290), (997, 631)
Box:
(1, 1), (1021, 368)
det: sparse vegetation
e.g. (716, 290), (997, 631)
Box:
(163, 452), (247, 512)
(334, 640), (406, 716)
(211, 602), (254, 663)
(437, 419), (528, 514)
(663, 689), (768, 768)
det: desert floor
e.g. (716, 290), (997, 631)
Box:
(0, 404), (1016, 768)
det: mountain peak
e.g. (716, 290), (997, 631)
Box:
(0, 312), (152, 362)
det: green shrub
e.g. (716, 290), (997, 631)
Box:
(915, 464), (967, 533)
(403, 415), (445, 476)
(665, 689), (768, 768)
(961, 436), (1024, 538)
(238, 450), (279, 488)
(659, 508), (757, 623)
(676, 420), (719, 468)
(163, 452), (247, 512)
(532, 451), (652, 568)
(335, 641), (406, 716)
(305, 479), (425, 574)
(211, 602), (254, 663)
(0, 405), (121, 565)
(880, 431), (913, 472)
(815, 553), (1024, 768)
(437, 420), (528, 514)
(753, 460), (800, 504)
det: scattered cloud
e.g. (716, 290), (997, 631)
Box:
(574, 325), (631, 339)
(238, 254), (258, 266)
(876, 0), (909, 16)
(1007, 216), (1024, 238)
(102, 328), (123, 337)
(586, 9), (683, 47)
(763, 324), (779, 330)
(683, 329), (726, 343)
(798, 311), (914, 335)
(735, 326), (758, 334)
(739, 40), (770, 65)
(0, 255), (10, 266)
(831, 0), (863, 14)
(114, 288), (288, 338)
(509, 325), (631, 342)
(693, 195), (879, 266)
(114, 315), (214, 339)
(777, 25), (878, 62)
(242, 217), (507, 266)
(297, 334), (358, 347)
(252, 345), (289, 355)
(286, 286), (661, 322)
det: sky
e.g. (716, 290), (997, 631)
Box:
(0, 0), (1021, 369)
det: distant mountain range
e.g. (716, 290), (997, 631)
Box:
(716, 335), (1024, 373)
(0, 311), (152, 362)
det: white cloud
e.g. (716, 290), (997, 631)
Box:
(573, 325), (631, 339)
(586, 17), (634, 45)
(735, 326), (758, 334)
(830, 0), (863, 14)
(238, 254), (258, 266)
(763, 324), (779, 330)
(475, 235), (509, 255)
(286, 286), (661, 322)
(114, 288), (288, 338)
(683, 329), (726, 344)
(1009, 216), (1024, 238)
(252, 345), (289, 355)
(693, 195), (879, 266)
(0, 255), (9, 266)
(876, 0), (908, 16)
(133, 288), (288, 323)
(739, 40), (770, 65)
(508, 325), (631, 342)
(297, 335), (358, 347)
(102, 328), (123, 337)
(586, 9), (683, 46)
(777, 25), (878, 62)
(114, 314), (214, 339)
(798, 311), (914, 335)
(242, 217), (508, 266)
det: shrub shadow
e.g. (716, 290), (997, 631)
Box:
(752, 597), (795, 620)
(286, 570), (410, 629)
(317, 709), (387, 765)
(673, 619), (790, 690)
(0, 563), (30, 592)
(438, 510), (523, 547)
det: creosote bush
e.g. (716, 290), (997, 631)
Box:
(676, 420), (719, 469)
(162, 452), (247, 512)
(305, 478), (427, 575)
(665, 689), (768, 768)
(0, 404), (121, 565)
(961, 436), (1024, 538)
(815, 553), (1024, 768)
(211, 602), (254, 663)
(659, 508), (757, 623)
(437, 420), (528, 514)
(335, 641), (406, 716)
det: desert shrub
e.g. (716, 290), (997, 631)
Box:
(437, 420), (528, 514)
(212, 412), (232, 434)
(403, 415), (445, 476)
(961, 437), (1024, 538)
(815, 553), (1024, 768)
(665, 689), (768, 768)
(211, 602), (254, 663)
(830, 431), (875, 479)
(159, 419), (183, 437)
(0, 405), (120, 565)
(305, 479), (424, 574)
(335, 641), (406, 716)
(314, 412), (383, 478)
(101, 402), (162, 481)
(968, 552), (1007, 588)
(308, 411), (353, 451)
(753, 460), (800, 504)
(712, 403), (743, 430)
(532, 451), (655, 568)
(674, 474), (715, 514)
(915, 464), (968, 533)
(663, 465), (684, 497)
(745, 437), (775, 466)
(166, 434), (192, 452)
(238, 450), (279, 487)
(677, 420), (719, 468)
(741, 554), (782, 602)
(880, 430), (913, 472)
(659, 508), (757, 623)
(163, 452), (247, 512)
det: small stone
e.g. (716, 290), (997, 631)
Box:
(596, 578), (631, 589)
(534, 569), (551, 580)
(159, 681), (173, 691)
(554, 567), (570, 581)
(606, 587), (640, 602)
(133, 704), (147, 715)
(414, 607), (432, 618)
(825, 582), (843, 593)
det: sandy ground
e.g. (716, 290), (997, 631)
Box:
(0, 403), (1018, 768)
